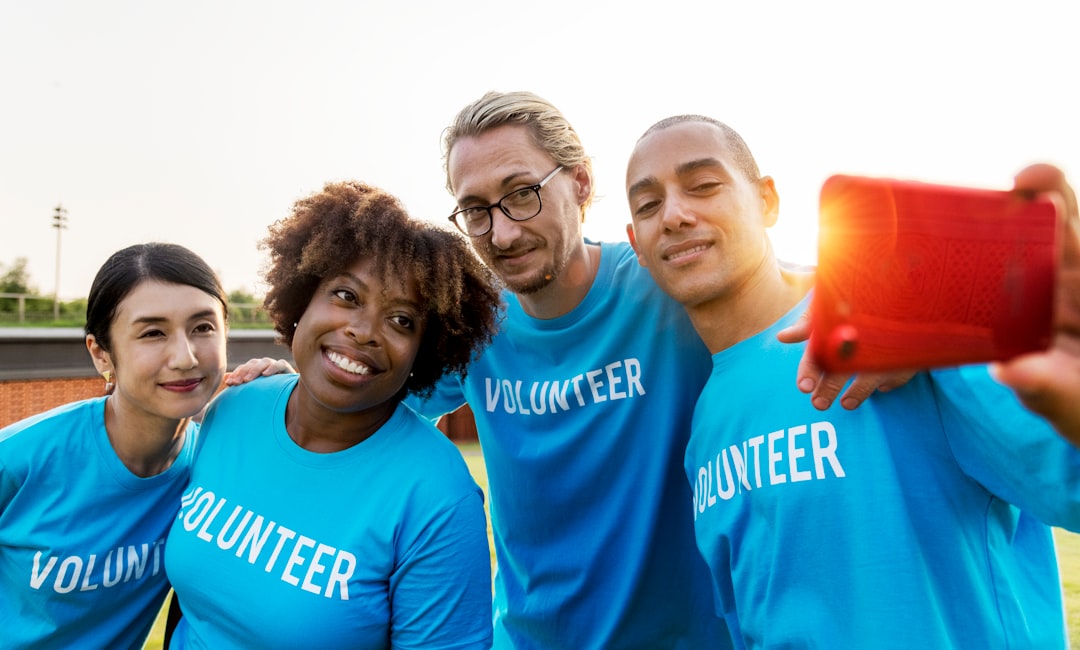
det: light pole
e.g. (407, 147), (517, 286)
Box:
(52, 204), (68, 320)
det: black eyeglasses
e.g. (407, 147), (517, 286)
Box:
(448, 166), (564, 237)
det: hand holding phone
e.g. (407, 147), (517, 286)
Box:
(810, 174), (1060, 372)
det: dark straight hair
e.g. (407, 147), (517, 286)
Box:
(85, 242), (229, 352)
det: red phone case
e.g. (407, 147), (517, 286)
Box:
(810, 174), (1060, 372)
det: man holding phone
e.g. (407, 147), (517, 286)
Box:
(625, 114), (1080, 647)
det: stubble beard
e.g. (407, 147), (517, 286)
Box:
(500, 261), (560, 295)
(478, 239), (566, 296)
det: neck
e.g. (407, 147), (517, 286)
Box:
(687, 255), (814, 354)
(285, 383), (399, 453)
(103, 397), (188, 478)
(516, 241), (601, 319)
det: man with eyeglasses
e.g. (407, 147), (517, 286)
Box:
(413, 91), (897, 649)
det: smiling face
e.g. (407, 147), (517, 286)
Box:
(626, 120), (779, 309)
(89, 279), (227, 426)
(447, 124), (589, 297)
(290, 257), (424, 419)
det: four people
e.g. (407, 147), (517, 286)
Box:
(624, 114), (1080, 647)
(163, 180), (502, 648)
(2, 96), (1077, 647)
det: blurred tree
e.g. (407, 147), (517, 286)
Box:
(227, 288), (269, 324)
(0, 258), (39, 317)
(0, 258), (36, 295)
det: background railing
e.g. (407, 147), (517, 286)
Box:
(0, 295), (270, 325)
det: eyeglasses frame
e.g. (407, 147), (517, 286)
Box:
(448, 165), (564, 237)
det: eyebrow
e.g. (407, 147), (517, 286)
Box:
(130, 309), (219, 325)
(676, 157), (726, 176)
(456, 170), (537, 207)
(336, 271), (422, 312)
(628, 157), (727, 200)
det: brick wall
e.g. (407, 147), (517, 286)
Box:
(0, 377), (103, 428)
(0, 376), (480, 443)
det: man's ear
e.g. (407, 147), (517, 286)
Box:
(570, 163), (592, 213)
(626, 224), (648, 268)
(759, 176), (780, 228)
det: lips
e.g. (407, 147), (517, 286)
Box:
(161, 378), (203, 392)
(494, 245), (536, 265)
(325, 350), (375, 376)
(663, 240), (711, 262)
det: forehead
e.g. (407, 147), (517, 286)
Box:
(114, 280), (222, 323)
(626, 122), (733, 184)
(337, 256), (420, 303)
(447, 124), (553, 197)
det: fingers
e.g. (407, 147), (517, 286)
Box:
(224, 357), (293, 386)
(776, 308), (813, 344)
(809, 371), (854, 411)
(1014, 163), (1080, 266)
(992, 349), (1080, 447)
(796, 341), (918, 411)
(269, 359), (296, 375)
(837, 370), (916, 410)
(874, 369), (918, 393)
(793, 344), (847, 410)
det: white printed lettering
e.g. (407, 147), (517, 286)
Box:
(812, 422), (845, 478)
(693, 421), (847, 517)
(788, 425), (812, 482)
(30, 552), (57, 590)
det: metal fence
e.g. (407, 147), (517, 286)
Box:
(0, 294), (270, 325)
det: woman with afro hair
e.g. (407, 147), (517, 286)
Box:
(164, 180), (502, 649)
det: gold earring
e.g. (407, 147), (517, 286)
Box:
(103, 370), (111, 383)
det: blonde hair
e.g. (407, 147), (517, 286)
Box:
(443, 91), (595, 217)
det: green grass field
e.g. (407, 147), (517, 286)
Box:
(144, 443), (1080, 648)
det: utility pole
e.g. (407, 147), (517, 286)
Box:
(52, 204), (68, 320)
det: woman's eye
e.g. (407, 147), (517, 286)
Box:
(332, 288), (357, 303)
(390, 314), (415, 330)
(193, 322), (216, 334)
(139, 329), (165, 339)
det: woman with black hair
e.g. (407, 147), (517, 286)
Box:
(0, 243), (273, 648)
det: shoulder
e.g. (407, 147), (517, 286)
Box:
(0, 399), (103, 480)
(0, 398), (102, 446)
(600, 240), (643, 273)
(392, 404), (478, 491)
(212, 373), (297, 409)
(599, 240), (677, 300)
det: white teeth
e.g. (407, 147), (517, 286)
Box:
(326, 351), (371, 375)
(668, 245), (708, 261)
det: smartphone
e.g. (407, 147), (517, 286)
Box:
(809, 174), (1060, 373)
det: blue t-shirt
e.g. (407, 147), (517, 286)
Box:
(688, 294), (1080, 648)
(412, 241), (731, 649)
(0, 397), (196, 649)
(165, 374), (492, 649)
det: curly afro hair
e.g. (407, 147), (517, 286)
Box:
(262, 180), (503, 398)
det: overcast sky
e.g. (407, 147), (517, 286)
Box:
(2, 0), (1077, 300)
